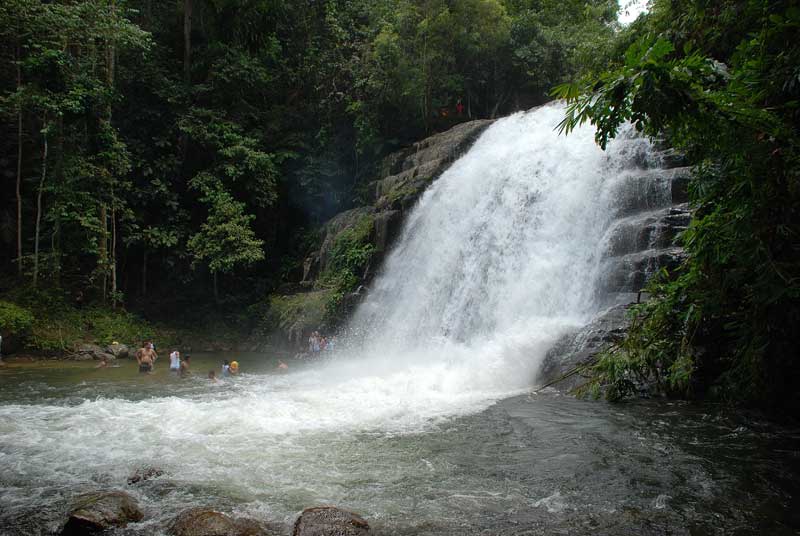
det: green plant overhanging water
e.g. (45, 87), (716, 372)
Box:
(317, 215), (376, 319)
(555, 1), (800, 410)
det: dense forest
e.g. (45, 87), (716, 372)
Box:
(0, 0), (618, 342)
(1, 0), (798, 413)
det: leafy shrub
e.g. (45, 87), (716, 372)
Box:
(0, 300), (35, 340)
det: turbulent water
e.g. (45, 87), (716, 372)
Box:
(1, 104), (798, 535)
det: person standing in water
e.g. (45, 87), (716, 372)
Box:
(179, 355), (191, 377)
(169, 350), (181, 374)
(221, 360), (231, 377)
(135, 341), (156, 374)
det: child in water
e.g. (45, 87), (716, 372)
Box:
(208, 370), (218, 382)
(229, 361), (239, 375)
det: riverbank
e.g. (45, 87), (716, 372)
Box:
(0, 286), (268, 361)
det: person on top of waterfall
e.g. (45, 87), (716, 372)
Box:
(456, 98), (464, 116)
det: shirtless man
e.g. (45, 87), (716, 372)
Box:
(135, 341), (157, 374)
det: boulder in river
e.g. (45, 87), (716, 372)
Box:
(168, 508), (272, 536)
(71, 343), (114, 361)
(292, 506), (370, 536)
(61, 491), (143, 535)
(106, 343), (129, 359)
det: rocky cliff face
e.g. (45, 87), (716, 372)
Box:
(267, 119), (494, 346)
(537, 148), (692, 392)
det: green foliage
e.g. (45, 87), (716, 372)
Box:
(1, 0), (621, 338)
(187, 189), (265, 275)
(317, 214), (375, 320)
(0, 300), (35, 339)
(560, 0), (800, 410)
(260, 290), (331, 336)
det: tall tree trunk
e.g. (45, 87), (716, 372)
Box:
(33, 119), (48, 288)
(183, 0), (192, 84)
(213, 270), (218, 303)
(142, 249), (148, 297)
(15, 43), (23, 277)
(99, 205), (108, 302)
(111, 206), (117, 309)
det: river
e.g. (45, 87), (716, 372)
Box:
(2, 105), (799, 535)
(1, 354), (799, 535)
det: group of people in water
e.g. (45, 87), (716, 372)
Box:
(132, 341), (246, 380)
(307, 331), (336, 354)
(129, 340), (290, 380)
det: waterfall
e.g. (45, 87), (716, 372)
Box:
(344, 103), (660, 391)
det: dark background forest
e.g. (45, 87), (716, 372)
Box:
(0, 0), (618, 332)
(2, 0), (799, 412)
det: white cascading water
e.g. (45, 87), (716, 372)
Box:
(343, 103), (652, 393)
(0, 103), (658, 530)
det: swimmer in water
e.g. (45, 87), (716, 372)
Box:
(208, 370), (218, 382)
(277, 360), (288, 370)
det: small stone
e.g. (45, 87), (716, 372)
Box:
(127, 466), (164, 485)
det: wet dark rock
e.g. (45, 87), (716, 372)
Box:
(168, 508), (272, 536)
(538, 305), (633, 393)
(292, 507), (370, 536)
(71, 344), (114, 361)
(127, 466), (164, 485)
(61, 491), (143, 535)
(105, 343), (129, 359)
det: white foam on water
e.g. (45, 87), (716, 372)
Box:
(0, 103), (656, 526)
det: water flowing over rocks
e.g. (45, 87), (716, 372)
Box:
(292, 507), (370, 536)
(60, 491), (143, 535)
(271, 119), (494, 346)
(538, 144), (692, 393)
(126, 466), (164, 485)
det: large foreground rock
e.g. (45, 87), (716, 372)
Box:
(293, 507), (370, 536)
(61, 491), (143, 535)
(169, 508), (271, 536)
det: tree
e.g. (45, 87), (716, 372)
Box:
(187, 189), (264, 302)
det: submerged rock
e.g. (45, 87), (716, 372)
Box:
(168, 508), (271, 536)
(127, 466), (164, 485)
(61, 490), (143, 535)
(293, 506), (370, 536)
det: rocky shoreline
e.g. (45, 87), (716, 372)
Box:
(61, 486), (371, 536)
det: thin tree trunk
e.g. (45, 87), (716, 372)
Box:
(33, 119), (48, 288)
(183, 0), (192, 84)
(142, 249), (148, 297)
(100, 205), (108, 302)
(213, 270), (218, 303)
(111, 206), (117, 309)
(15, 43), (23, 277)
